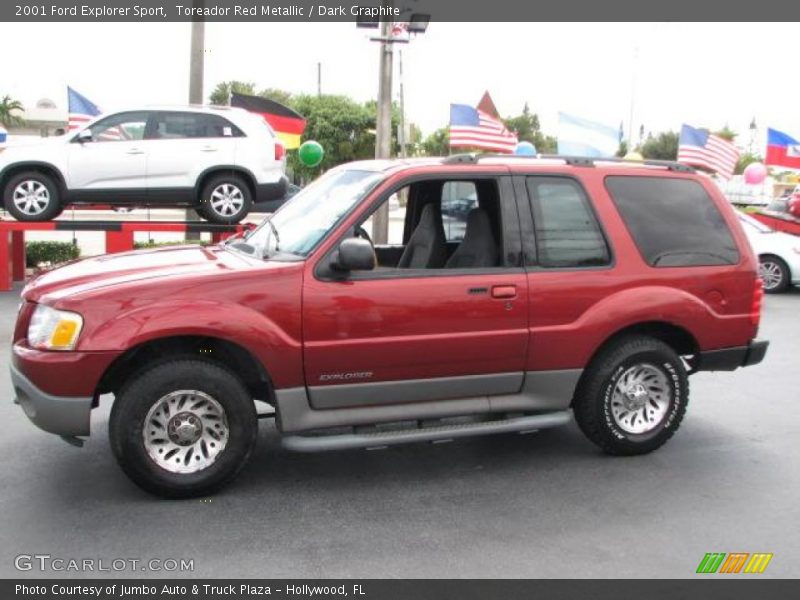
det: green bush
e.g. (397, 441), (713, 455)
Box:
(25, 241), (80, 268)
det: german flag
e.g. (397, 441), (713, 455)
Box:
(231, 93), (306, 150)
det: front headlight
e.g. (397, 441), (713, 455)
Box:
(27, 305), (83, 351)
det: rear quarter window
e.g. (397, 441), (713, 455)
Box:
(605, 176), (740, 267)
(526, 176), (611, 268)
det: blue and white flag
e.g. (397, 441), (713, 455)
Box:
(557, 112), (620, 158)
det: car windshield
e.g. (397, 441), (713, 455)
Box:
(243, 168), (384, 259)
(738, 213), (775, 234)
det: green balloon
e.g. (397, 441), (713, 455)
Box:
(298, 140), (324, 167)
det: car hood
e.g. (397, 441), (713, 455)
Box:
(23, 244), (264, 303)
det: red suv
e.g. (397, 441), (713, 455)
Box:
(10, 155), (768, 497)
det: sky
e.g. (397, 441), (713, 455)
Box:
(1, 21), (798, 151)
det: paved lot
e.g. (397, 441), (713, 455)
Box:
(0, 287), (798, 579)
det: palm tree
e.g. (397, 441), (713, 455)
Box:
(0, 95), (25, 128)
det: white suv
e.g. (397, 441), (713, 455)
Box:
(0, 105), (287, 224)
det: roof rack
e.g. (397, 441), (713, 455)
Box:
(441, 153), (695, 173)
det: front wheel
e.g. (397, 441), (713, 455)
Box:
(109, 360), (258, 498)
(198, 174), (253, 224)
(759, 255), (790, 294)
(3, 171), (64, 221)
(573, 335), (688, 456)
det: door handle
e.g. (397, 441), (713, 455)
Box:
(126, 148), (144, 155)
(491, 285), (517, 299)
(200, 146), (218, 152)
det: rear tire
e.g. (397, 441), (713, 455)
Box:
(3, 171), (64, 221)
(573, 335), (688, 456)
(198, 174), (252, 224)
(109, 360), (258, 498)
(759, 255), (790, 294)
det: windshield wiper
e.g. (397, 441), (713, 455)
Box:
(263, 217), (281, 257)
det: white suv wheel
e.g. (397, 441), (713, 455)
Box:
(13, 180), (51, 216)
(210, 183), (245, 217)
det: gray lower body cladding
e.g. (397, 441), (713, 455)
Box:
(276, 369), (582, 434)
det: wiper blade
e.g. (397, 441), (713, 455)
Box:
(263, 218), (281, 257)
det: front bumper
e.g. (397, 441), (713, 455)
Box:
(696, 339), (769, 372)
(10, 363), (92, 436)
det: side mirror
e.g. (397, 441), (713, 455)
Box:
(333, 237), (375, 272)
(75, 129), (93, 143)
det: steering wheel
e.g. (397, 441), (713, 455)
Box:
(355, 225), (373, 246)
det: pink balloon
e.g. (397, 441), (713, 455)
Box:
(743, 162), (767, 185)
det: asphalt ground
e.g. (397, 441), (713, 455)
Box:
(0, 287), (797, 579)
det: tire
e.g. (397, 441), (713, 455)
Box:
(573, 335), (688, 456)
(3, 171), (64, 221)
(198, 174), (253, 224)
(759, 255), (790, 294)
(109, 360), (258, 498)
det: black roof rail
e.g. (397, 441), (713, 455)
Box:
(538, 155), (696, 173)
(441, 153), (479, 164)
(439, 153), (695, 173)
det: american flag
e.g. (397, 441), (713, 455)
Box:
(67, 87), (101, 132)
(449, 92), (518, 153)
(677, 124), (740, 179)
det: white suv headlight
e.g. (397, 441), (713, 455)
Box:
(28, 305), (84, 351)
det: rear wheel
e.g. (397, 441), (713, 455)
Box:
(3, 171), (63, 221)
(759, 255), (790, 293)
(109, 360), (257, 498)
(573, 335), (688, 456)
(198, 174), (252, 224)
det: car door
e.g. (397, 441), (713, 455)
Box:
(143, 111), (238, 202)
(66, 111), (149, 199)
(301, 174), (529, 409)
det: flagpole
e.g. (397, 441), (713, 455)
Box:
(398, 49), (406, 158)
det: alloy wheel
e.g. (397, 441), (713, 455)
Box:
(759, 260), (784, 291)
(143, 390), (229, 474)
(12, 180), (51, 216)
(609, 363), (671, 434)
(209, 183), (245, 218)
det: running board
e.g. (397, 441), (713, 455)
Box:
(280, 411), (572, 453)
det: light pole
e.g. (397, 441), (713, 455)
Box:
(372, 15), (394, 243)
(358, 9), (429, 243)
(186, 1), (205, 232)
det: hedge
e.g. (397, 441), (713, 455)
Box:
(26, 241), (80, 268)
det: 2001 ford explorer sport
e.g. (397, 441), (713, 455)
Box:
(10, 155), (769, 497)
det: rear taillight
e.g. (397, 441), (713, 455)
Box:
(274, 141), (285, 161)
(751, 278), (764, 329)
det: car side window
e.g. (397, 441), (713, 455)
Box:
(526, 176), (611, 268)
(360, 188), (408, 247)
(605, 176), (739, 267)
(350, 177), (507, 274)
(146, 112), (243, 140)
(441, 181), (478, 242)
(87, 111), (148, 142)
